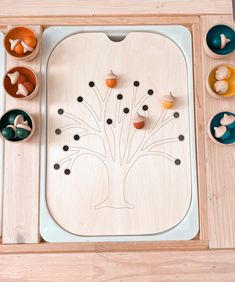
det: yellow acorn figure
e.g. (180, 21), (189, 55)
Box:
(161, 92), (175, 109)
(105, 70), (118, 88)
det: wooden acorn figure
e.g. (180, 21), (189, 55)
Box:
(215, 65), (231, 80)
(9, 34), (37, 55)
(16, 82), (34, 97)
(9, 39), (24, 55)
(1, 125), (16, 140)
(7, 71), (27, 85)
(105, 70), (118, 88)
(214, 125), (231, 140)
(213, 80), (229, 95)
(133, 113), (145, 129)
(211, 34), (231, 50)
(161, 92), (175, 109)
(220, 114), (235, 130)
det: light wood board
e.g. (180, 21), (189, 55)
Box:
(1, 250), (235, 282)
(2, 26), (41, 244)
(46, 32), (194, 236)
(0, 0), (232, 18)
(201, 15), (235, 248)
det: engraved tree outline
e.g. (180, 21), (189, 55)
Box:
(53, 81), (183, 209)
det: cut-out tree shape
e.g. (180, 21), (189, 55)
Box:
(54, 80), (183, 209)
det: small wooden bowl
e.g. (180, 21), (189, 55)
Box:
(3, 66), (39, 100)
(4, 26), (39, 61)
(208, 111), (235, 145)
(204, 24), (235, 59)
(0, 109), (35, 143)
(206, 64), (235, 98)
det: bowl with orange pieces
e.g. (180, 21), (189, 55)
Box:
(4, 26), (39, 61)
(3, 66), (39, 100)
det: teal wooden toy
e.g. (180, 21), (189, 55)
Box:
(1, 126), (15, 140)
(15, 127), (30, 139)
(8, 113), (17, 125)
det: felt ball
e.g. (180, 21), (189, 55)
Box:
(1, 126), (15, 140)
(14, 43), (24, 55)
(23, 35), (37, 48)
(8, 113), (17, 125)
(16, 127), (30, 140)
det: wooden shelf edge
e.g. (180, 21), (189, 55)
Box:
(0, 240), (209, 254)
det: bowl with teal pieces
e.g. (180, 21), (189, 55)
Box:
(0, 109), (34, 142)
(209, 111), (235, 145)
(205, 24), (235, 58)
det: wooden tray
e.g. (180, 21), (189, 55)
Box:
(40, 26), (198, 242)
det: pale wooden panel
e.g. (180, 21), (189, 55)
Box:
(201, 15), (235, 248)
(2, 26), (41, 244)
(0, 240), (208, 254)
(0, 0), (232, 17)
(46, 32), (193, 236)
(0, 16), (200, 26)
(0, 250), (235, 281)
(191, 24), (209, 240)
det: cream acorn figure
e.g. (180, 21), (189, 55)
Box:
(214, 125), (231, 140)
(220, 114), (235, 130)
(215, 65), (232, 80)
(213, 80), (229, 95)
(211, 34), (231, 49)
(105, 70), (118, 88)
(161, 92), (175, 109)
(7, 71), (27, 85)
(133, 113), (145, 129)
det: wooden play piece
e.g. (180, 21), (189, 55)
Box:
(161, 92), (175, 109)
(105, 70), (117, 88)
(46, 32), (193, 236)
(4, 66), (39, 100)
(213, 80), (229, 95)
(211, 34), (230, 49)
(133, 113), (145, 129)
(4, 26), (39, 61)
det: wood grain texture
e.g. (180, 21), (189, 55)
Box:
(2, 26), (41, 244)
(0, 250), (235, 281)
(191, 23), (209, 240)
(0, 16), (200, 26)
(0, 0), (232, 18)
(46, 32), (193, 236)
(201, 15), (235, 248)
(0, 240), (208, 254)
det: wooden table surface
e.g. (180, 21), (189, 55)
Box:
(0, 0), (235, 281)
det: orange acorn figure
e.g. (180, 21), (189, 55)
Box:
(105, 70), (117, 88)
(133, 113), (145, 129)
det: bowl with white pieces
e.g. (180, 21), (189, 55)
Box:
(4, 26), (39, 61)
(0, 109), (35, 143)
(204, 24), (235, 59)
(206, 64), (235, 98)
(208, 111), (235, 145)
(3, 66), (39, 100)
